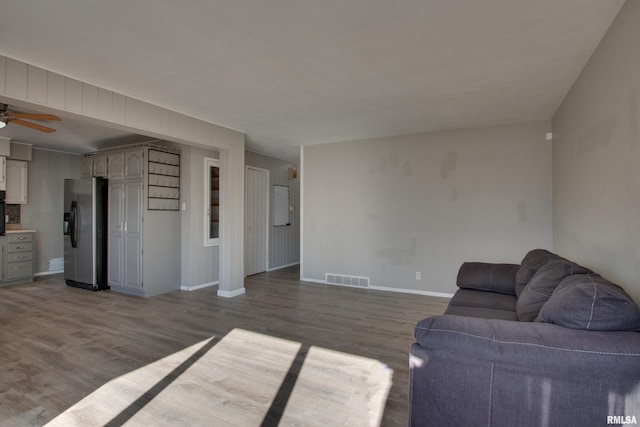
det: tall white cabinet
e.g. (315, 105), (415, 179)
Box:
(86, 143), (181, 297)
(107, 149), (144, 294)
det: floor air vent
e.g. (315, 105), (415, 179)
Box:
(325, 273), (370, 288)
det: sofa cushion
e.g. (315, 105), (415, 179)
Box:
(516, 260), (591, 322)
(456, 262), (519, 295)
(444, 305), (518, 321)
(449, 289), (517, 312)
(514, 249), (561, 297)
(537, 274), (640, 331)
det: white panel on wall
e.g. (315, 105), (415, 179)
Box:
(112, 93), (126, 124)
(125, 97), (139, 126)
(171, 110), (182, 137)
(0, 56), (5, 94)
(185, 117), (197, 142)
(65, 79), (82, 112)
(47, 72), (66, 108)
(27, 65), (48, 103)
(97, 88), (113, 121)
(149, 104), (162, 131)
(138, 102), (151, 130)
(5, 58), (27, 99)
(81, 83), (98, 117)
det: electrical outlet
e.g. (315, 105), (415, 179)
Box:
(416, 272), (421, 280)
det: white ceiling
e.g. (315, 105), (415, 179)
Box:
(0, 0), (625, 162)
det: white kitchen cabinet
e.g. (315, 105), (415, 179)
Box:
(107, 152), (125, 180)
(81, 153), (108, 178)
(99, 143), (180, 297)
(0, 232), (35, 285)
(81, 156), (93, 178)
(5, 160), (27, 204)
(108, 149), (143, 181)
(108, 180), (143, 295)
(93, 154), (108, 177)
(125, 149), (144, 179)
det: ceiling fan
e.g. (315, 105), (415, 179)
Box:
(0, 103), (61, 133)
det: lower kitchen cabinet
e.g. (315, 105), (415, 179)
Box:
(108, 180), (143, 295)
(0, 231), (35, 286)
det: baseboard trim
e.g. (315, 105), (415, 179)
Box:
(267, 262), (300, 272)
(369, 285), (454, 298)
(35, 270), (64, 277)
(300, 277), (453, 298)
(181, 281), (219, 291)
(217, 287), (246, 298)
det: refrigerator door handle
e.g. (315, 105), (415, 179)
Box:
(70, 201), (78, 248)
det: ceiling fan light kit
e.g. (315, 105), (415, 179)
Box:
(0, 103), (61, 133)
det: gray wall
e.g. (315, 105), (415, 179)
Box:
(552, 1), (639, 304)
(245, 151), (300, 270)
(20, 148), (82, 274)
(302, 120), (553, 295)
(180, 144), (220, 289)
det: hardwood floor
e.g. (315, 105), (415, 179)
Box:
(0, 267), (449, 426)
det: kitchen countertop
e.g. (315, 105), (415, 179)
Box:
(5, 229), (36, 233)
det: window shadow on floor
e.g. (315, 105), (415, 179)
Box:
(104, 336), (219, 427)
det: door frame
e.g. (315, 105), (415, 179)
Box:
(244, 165), (270, 276)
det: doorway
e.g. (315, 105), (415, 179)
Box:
(245, 166), (269, 276)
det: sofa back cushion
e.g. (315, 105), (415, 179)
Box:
(537, 274), (640, 331)
(516, 259), (591, 321)
(456, 262), (519, 295)
(515, 249), (561, 297)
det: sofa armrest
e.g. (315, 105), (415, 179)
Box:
(410, 315), (640, 427)
(456, 262), (519, 295)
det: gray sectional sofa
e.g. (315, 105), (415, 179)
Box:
(409, 249), (640, 427)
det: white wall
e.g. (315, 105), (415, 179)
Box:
(302, 121), (553, 295)
(245, 151), (300, 270)
(180, 144), (220, 289)
(20, 149), (82, 273)
(552, 1), (640, 303)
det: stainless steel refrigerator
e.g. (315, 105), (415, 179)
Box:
(63, 177), (109, 291)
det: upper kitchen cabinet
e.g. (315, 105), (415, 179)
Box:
(0, 137), (9, 191)
(82, 153), (108, 178)
(2, 141), (32, 199)
(6, 160), (27, 204)
(108, 149), (144, 181)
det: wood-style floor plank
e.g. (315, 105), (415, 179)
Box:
(0, 266), (448, 426)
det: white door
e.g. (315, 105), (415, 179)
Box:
(245, 166), (269, 276)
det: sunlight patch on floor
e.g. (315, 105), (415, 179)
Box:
(280, 346), (393, 426)
(45, 329), (392, 427)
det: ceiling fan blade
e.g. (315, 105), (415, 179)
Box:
(9, 112), (61, 121)
(10, 118), (57, 133)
